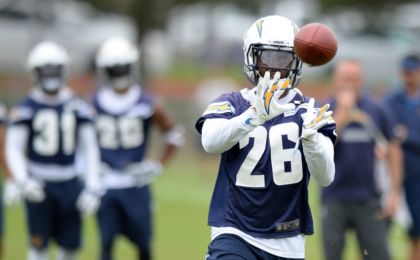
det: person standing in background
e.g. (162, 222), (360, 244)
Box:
(386, 54), (420, 260)
(0, 102), (20, 260)
(322, 58), (402, 260)
(93, 37), (183, 260)
(6, 41), (101, 260)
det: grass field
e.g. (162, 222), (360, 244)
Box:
(3, 148), (410, 259)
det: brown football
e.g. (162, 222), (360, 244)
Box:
(294, 23), (337, 66)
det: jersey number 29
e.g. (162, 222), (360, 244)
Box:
(96, 115), (144, 149)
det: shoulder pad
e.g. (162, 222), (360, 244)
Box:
(65, 98), (96, 119)
(9, 105), (34, 123)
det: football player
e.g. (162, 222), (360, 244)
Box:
(93, 37), (182, 260)
(6, 41), (101, 260)
(0, 102), (18, 259)
(3, 103), (23, 209)
(195, 16), (336, 260)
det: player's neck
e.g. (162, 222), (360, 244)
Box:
(113, 86), (130, 95)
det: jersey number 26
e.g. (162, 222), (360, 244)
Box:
(236, 123), (303, 188)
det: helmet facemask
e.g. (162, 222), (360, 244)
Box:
(104, 64), (134, 91)
(245, 44), (302, 88)
(34, 64), (65, 94)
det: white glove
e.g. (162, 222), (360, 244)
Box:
(129, 160), (163, 186)
(247, 71), (296, 126)
(292, 98), (333, 154)
(21, 178), (45, 203)
(76, 190), (100, 216)
(3, 179), (22, 206)
(301, 98), (333, 141)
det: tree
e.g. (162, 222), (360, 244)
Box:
(319, 0), (419, 34)
(83, 0), (259, 38)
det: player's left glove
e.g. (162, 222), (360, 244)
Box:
(293, 98), (334, 154)
(129, 160), (163, 186)
(3, 179), (22, 206)
(76, 190), (100, 216)
(246, 71), (296, 126)
(301, 98), (333, 141)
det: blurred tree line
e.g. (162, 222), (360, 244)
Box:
(83, 0), (419, 37)
(83, 0), (259, 38)
(321, 0), (418, 34)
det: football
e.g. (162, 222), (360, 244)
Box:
(294, 23), (337, 66)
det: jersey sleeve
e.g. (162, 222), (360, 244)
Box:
(9, 103), (34, 126)
(68, 98), (96, 124)
(319, 122), (337, 144)
(195, 92), (238, 134)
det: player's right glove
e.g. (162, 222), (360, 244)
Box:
(3, 179), (22, 206)
(128, 160), (163, 186)
(76, 189), (100, 216)
(246, 71), (296, 126)
(20, 178), (45, 203)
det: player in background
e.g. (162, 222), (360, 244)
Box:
(195, 15), (336, 260)
(93, 37), (183, 260)
(0, 102), (21, 259)
(6, 41), (101, 260)
(386, 54), (420, 260)
(321, 59), (402, 260)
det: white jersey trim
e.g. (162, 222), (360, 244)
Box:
(101, 171), (138, 190)
(100, 162), (147, 189)
(211, 226), (305, 258)
(28, 161), (77, 182)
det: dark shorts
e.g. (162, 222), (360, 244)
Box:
(206, 234), (304, 260)
(97, 186), (152, 251)
(405, 181), (420, 238)
(25, 178), (83, 250)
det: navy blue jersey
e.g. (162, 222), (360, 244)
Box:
(92, 88), (155, 171)
(386, 90), (420, 181)
(323, 96), (396, 202)
(195, 89), (336, 239)
(9, 90), (93, 166)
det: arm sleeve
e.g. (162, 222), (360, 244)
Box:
(78, 124), (101, 192)
(6, 125), (29, 185)
(302, 133), (335, 187)
(201, 108), (256, 154)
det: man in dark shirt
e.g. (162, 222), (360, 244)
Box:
(322, 59), (402, 260)
(386, 54), (420, 260)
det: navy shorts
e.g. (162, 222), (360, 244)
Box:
(405, 181), (420, 238)
(207, 234), (304, 260)
(25, 178), (83, 250)
(97, 186), (152, 252)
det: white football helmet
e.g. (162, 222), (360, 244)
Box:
(27, 41), (69, 94)
(96, 37), (139, 90)
(243, 15), (302, 87)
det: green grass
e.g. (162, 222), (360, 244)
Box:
(3, 150), (409, 259)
